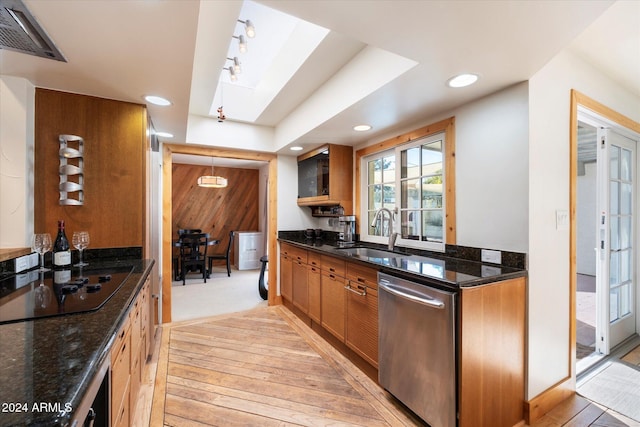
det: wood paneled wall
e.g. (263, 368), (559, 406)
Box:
(34, 89), (147, 250)
(171, 163), (259, 263)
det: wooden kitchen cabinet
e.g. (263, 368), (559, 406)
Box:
(110, 281), (154, 427)
(297, 144), (353, 214)
(111, 315), (131, 427)
(292, 259), (309, 313)
(308, 264), (322, 323)
(321, 269), (346, 341)
(280, 252), (293, 302)
(345, 262), (379, 368)
(458, 277), (526, 427)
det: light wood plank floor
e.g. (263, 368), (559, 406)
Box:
(139, 309), (640, 427)
(149, 306), (424, 426)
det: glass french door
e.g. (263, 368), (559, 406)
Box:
(596, 128), (637, 354)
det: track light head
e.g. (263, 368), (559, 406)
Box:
(226, 57), (242, 73)
(237, 19), (255, 38)
(232, 35), (247, 53)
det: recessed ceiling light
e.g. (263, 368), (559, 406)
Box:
(353, 124), (372, 132)
(447, 73), (479, 88)
(144, 95), (172, 106)
(155, 131), (173, 138)
(290, 146), (303, 151)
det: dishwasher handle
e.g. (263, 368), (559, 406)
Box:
(379, 280), (445, 309)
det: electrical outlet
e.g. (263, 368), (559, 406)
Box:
(28, 253), (39, 268)
(481, 249), (501, 264)
(15, 255), (29, 273)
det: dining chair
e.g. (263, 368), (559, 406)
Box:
(208, 230), (234, 277)
(179, 232), (209, 285)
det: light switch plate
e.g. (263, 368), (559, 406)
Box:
(556, 209), (569, 230)
(481, 249), (501, 264)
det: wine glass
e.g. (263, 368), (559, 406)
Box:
(72, 231), (90, 267)
(32, 233), (52, 272)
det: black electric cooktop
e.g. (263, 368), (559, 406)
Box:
(0, 266), (133, 324)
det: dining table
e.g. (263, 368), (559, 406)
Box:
(172, 236), (220, 280)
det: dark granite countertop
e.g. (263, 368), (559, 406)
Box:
(0, 258), (154, 427)
(278, 233), (526, 290)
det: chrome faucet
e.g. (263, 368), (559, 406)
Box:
(371, 208), (398, 251)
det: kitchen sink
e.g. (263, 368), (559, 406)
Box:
(336, 247), (407, 259)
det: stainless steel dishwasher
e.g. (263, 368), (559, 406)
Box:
(378, 272), (456, 427)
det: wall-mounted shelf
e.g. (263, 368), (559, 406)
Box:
(58, 134), (84, 206)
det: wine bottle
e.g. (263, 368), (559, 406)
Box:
(53, 220), (72, 268)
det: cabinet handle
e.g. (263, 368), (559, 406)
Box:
(357, 277), (366, 283)
(345, 284), (366, 296)
(329, 267), (336, 272)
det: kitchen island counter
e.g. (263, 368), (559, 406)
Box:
(0, 258), (154, 427)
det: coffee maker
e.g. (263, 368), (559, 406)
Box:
(338, 215), (356, 245)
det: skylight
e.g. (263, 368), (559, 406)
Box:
(209, 1), (329, 123)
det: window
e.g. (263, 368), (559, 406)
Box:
(358, 118), (454, 252)
(399, 134), (444, 247)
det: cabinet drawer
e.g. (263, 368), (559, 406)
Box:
(130, 297), (142, 356)
(308, 251), (322, 267)
(321, 255), (345, 277)
(346, 262), (378, 295)
(111, 317), (131, 365)
(289, 246), (308, 263)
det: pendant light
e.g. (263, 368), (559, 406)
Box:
(197, 158), (228, 188)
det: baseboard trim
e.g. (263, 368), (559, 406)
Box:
(524, 377), (575, 424)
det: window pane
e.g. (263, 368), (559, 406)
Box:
(383, 156), (395, 183)
(402, 179), (420, 208)
(621, 183), (632, 215)
(620, 283), (631, 317)
(422, 178), (443, 208)
(620, 216), (631, 249)
(610, 251), (619, 286)
(610, 287), (619, 322)
(610, 217), (619, 251)
(368, 211), (378, 236)
(368, 159), (382, 184)
(621, 148), (632, 181)
(610, 146), (620, 180)
(369, 184), (382, 210)
(422, 141), (442, 176)
(610, 182), (619, 215)
(383, 184), (396, 209)
(620, 249), (631, 283)
(402, 147), (420, 179)
(401, 210), (420, 240)
(423, 210), (443, 242)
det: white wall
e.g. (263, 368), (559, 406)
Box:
(528, 49), (640, 399)
(577, 162), (597, 276)
(0, 76), (34, 248)
(356, 82), (530, 253)
(455, 82), (529, 252)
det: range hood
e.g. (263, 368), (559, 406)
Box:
(0, 0), (66, 62)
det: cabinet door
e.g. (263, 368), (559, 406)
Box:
(292, 260), (309, 313)
(346, 282), (379, 368)
(280, 254), (293, 301)
(308, 265), (321, 323)
(111, 319), (131, 427)
(321, 271), (346, 341)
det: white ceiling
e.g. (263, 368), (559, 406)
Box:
(1, 0), (638, 162)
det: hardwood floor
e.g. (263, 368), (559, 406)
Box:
(149, 306), (424, 426)
(138, 309), (640, 427)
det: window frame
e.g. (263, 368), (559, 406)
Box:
(355, 117), (456, 251)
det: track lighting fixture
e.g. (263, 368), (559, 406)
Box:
(237, 19), (255, 38)
(224, 66), (238, 82)
(232, 35), (247, 53)
(226, 57), (241, 73)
